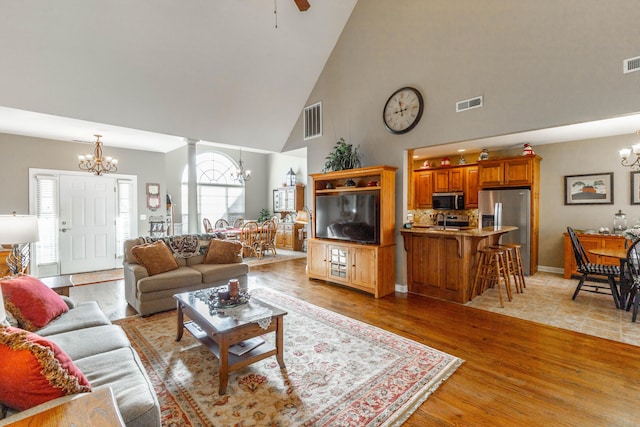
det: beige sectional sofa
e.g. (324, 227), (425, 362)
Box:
(1, 297), (160, 426)
(124, 234), (249, 316)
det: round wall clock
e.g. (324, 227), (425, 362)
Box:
(382, 87), (424, 135)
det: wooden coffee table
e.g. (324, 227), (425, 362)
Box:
(174, 289), (287, 395)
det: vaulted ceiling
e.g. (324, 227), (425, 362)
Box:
(0, 0), (358, 153)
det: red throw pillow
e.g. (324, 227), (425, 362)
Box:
(1, 275), (69, 332)
(131, 240), (179, 276)
(0, 325), (91, 411)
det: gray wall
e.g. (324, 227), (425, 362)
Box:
(283, 0), (640, 284)
(0, 133), (164, 233)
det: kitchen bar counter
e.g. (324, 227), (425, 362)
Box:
(400, 226), (517, 303)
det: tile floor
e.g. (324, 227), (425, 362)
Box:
(466, 271), (640, 346)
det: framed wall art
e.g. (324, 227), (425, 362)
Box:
(146, 183), (161, 210)
(631, 171), (640, 205)
(564, 172), (613, 205)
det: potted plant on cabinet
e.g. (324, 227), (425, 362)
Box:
(322, 138), (362, 173)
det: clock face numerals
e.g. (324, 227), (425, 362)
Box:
(383, 87), (424, 134)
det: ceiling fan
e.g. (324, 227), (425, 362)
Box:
(293, 0), (310, 11)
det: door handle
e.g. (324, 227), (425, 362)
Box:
(60, 228), (71, 232)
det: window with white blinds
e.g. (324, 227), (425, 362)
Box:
(116, 179), (134, 257)
(35, 175), (58, 265)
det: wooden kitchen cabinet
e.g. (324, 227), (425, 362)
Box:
(433, 168), (464, 192)
(478, 155), (540, 188)
(464, 165), (479, 208)
(563, 232), (626, 279)
(414, 170), (433, 207)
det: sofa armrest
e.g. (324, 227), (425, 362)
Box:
(60, 295), (76, 309)
(124, 262), (150, 282)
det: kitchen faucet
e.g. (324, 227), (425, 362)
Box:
(435, 213), (447, 230)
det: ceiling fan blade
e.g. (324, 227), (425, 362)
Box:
(293, 0), (310, 11)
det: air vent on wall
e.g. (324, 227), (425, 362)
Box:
(456, 96), (483, 112)
(303, 101), (322, 140)
(624, 56), (640, 74)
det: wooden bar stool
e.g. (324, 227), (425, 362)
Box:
(491, 244), (523, 294)
(496, 243), (526, 290)
(471, 247), (512, 307)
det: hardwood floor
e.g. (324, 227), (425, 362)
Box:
(71, 259), (640, 426)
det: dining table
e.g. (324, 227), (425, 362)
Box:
(587, 246), (631, 309)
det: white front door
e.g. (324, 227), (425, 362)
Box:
(59, 174), (117, 274)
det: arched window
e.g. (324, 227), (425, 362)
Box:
(181, 152), (245, 232)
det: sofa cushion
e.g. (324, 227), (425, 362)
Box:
(45, 325), (131, 360)
(0, 325), (91, 411)
(1, 275), (69, 332)
(204, 239), (243, 264)
(190, 262), (250, 284)
(136, 266), (202, 293)
(131, 240), (179, 276)
(36, 301), (111, 336)
(74, 347), (160, 427)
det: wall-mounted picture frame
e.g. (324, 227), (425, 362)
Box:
(564, 172), (614, 205)
(631, 172), (640, 205)
(146, 183), (161, 210)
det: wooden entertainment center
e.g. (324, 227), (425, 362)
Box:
(307, 165), (397, 298)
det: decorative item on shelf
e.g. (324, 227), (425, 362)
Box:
(613, 209), (627, 234)
(618, 130), (640, 169)
(0, 213), (39, 275)
(286, 168), (296, 186)
(479, 148), (489, 161)
(344, 179), (356, 187)
(367, 180), (378, 187)
(146, 183), (161, 211)
(322, 138), (362, 173)
(78, 134), (118, 176)
(440, 157), (450, 167)
(458, 154), (466, 165)
(325, 182), (334, 189)
(231, 149), (251, 183)
(422, 160), (431, 169)
(522, 143), (535, 156)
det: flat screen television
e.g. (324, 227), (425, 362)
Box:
(315, 191), (379, 244)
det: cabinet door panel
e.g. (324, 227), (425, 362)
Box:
(433, 170), (450, 192)
(351, 247), (376, 289)
(448, 169), (464, 191)
(307, 240), (327, 278)
(478, 163), (504, 186)
(414, 171), (433, 207)
(464, 166), (479, 208)
(505, 160), (532, 185)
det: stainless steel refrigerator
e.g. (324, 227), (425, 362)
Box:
(478, 189), (531, 275)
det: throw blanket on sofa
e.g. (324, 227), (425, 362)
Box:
(142, 233), (223, 258)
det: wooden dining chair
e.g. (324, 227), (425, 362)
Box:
(203, 218), (214, 233)
(214, 218), (229, 229)
(240, 221), (259, 258)
(256, 219), (277, 259)
(567, 226), (621, 308)
(625, 238), (640, 322)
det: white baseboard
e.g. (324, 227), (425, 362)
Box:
(395, 283), (408, 293)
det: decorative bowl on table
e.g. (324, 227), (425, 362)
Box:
(209, 288), (251, 308)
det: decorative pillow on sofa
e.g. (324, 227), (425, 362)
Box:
(131, 240), (179, 276)
(0, 325), (91, 411)
(204, 239), (243, 264)
(1, 275), (69, 332)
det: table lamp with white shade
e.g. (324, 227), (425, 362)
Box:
(0, 213), (39, 275)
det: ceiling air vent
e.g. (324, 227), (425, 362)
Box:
(456, 96), (483, 112)
(624, 56), (640, 74)
(303, 101), (322, 140)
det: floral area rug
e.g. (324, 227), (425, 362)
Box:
(115, 287), (463, 426)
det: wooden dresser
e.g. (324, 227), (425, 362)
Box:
(563, 232), (626, 278)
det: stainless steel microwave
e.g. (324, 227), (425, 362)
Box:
(432, 192), (465, 210)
